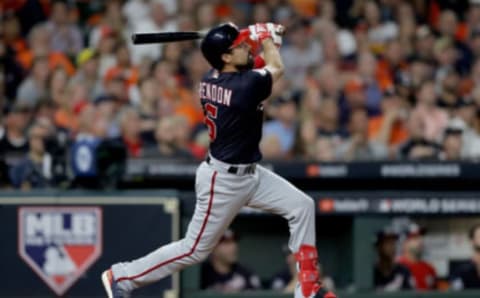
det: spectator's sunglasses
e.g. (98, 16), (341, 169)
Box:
(474, 245), (480, 253)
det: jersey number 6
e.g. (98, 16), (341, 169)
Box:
(204, 103), (218, 141)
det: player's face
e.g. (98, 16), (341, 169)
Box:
(379, 238), (396, 260)
(229, 42), (254, 71)
(406, 236), (423, 258)
(214, 239), (238, 265)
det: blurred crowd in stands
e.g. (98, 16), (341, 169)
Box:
(4, 0), (480, 189)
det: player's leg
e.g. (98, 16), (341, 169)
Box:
(246, 165), (336, 298)
(106, 162), (255, 294)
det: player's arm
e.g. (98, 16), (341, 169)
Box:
(249, 23), (284, 82)
(261, 38), (284, 82)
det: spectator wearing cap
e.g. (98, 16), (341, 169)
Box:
(9, 123), (52, 190)
(200, 229), (261, 292)
(397, 224), (437, 290)
(263, 94), (298, 156)
(71, 48), (104, 100)
(45, 0), (84, 57)
(368, 88), (409, 154)
(451, 223), (480, 290)
(337, 107), (388, 161)
(374, 228), (413, 291)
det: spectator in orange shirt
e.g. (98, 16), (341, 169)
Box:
(368, 88), (409, 152)
(104, 41), (139, 89)
(397, 224), (437, 291)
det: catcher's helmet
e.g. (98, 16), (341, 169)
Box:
(201, 23), (249, 70)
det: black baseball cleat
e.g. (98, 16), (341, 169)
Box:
(101, 269), (131, 298)
(315, 285), (337, 298)
(313, 286), (337, 298)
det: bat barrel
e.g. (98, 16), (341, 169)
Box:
(131, 32), (203, 44)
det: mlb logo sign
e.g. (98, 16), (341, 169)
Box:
(18, 207), (102, 296)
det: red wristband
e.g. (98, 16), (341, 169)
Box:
(254, 55), (265, 68)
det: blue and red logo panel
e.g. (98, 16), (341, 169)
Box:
(18, 207), (102, 296)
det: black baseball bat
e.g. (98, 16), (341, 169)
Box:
(131, 32), (205, 44)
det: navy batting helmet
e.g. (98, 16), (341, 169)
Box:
(201, 23), (249, 70)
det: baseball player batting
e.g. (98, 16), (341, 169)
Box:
(101, 22), (337, 298)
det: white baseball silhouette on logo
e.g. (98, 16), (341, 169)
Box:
(43, 246), (75, 276)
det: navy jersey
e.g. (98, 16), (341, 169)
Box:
(199, 68), (273, 164)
